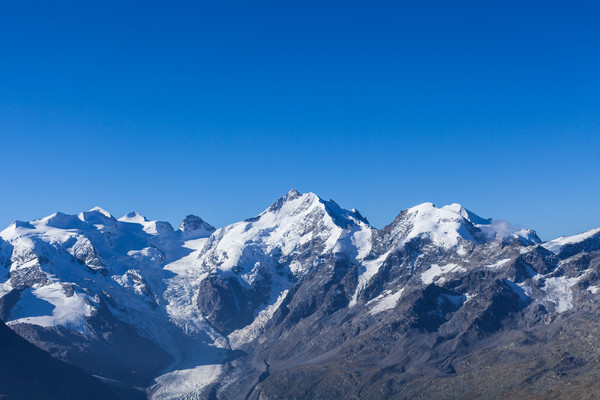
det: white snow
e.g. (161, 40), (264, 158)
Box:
(228, 289), (289, 349)
(367, 288), (404, 315)
(118, 211), (147, 224)
(198, 190), (373, 319)
(421, 263), (465, 285)
(0, 281), (13, 299)
(506, 279), (531, 304)
(0, 207), (221, 352)
(587, 285), (598, 294)
(162, 237), (212, 335)
(388, 202), (538, 250)
(196, 191), (366, 277)
(349, 251), (391, 307)
(484, 258), (512, 270)
(7, 284), (95, 334)
(150, 364), (224, 400)
(88, 206), (113, 218)
(0, 194), (581, 399)
(456, 246), (468, 256)
(540, 276), (582, 313)
(394, 203), (476, 248)
(350, 228), (373, 260)
(520, 275), (583, 313)
(118, 212), (175, 236)
(542, 228), (600, 254)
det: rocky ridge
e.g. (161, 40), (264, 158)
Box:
(1, 190), (599, 399)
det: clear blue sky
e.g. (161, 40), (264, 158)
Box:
(1, 1), (599, 240)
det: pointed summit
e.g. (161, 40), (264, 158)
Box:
(88, 206), (112, 219)
(264, 190), (369, 229)
(266, 189), (316, 213)
(280, 188), (303, 203)
(179, 215), (215, 239)
(287, 188), (300, 197)
(199, 190), (372, 276)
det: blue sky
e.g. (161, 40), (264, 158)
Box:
(1, 1), (599, 240)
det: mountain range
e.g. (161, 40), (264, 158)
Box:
(1, 189), (600, 399)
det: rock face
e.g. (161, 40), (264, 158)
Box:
(1, 191), (600, 399)
(0, 318), (143, 400)
(179, 215), (216, 239)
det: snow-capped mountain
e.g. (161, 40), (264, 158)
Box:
(1, 190), (599, 399)
(382, 201), (540, 248)
(195, 189), (372, 334)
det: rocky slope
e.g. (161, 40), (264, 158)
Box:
(1, 190), (599, 399)
(0, 318), (143, 400)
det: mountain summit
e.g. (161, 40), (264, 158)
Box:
(384, 201), (540, 249)
(0, 190), (598, 400)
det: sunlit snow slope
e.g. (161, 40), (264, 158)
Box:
(3, 190), (599, 400)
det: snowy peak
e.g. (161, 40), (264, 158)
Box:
(1, 192), (599, 400)
(266, 189), (369, 229)
(179, 215), (215, 239)
(386, 202), (484, 248)
(440, 203), (491, 225)
(198, 190), (372, 279)
(283, 187), (301, 201)
(77, 207), (117, 228)
(117, 211), (175, 236)
(0, 207), (216, 246)
(118, 211), (148, 224)
(264, 188), (314, 214)
(88, 206), (112, 219)
(387, 202), (539, 248)
(192, 190), (375, 337)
